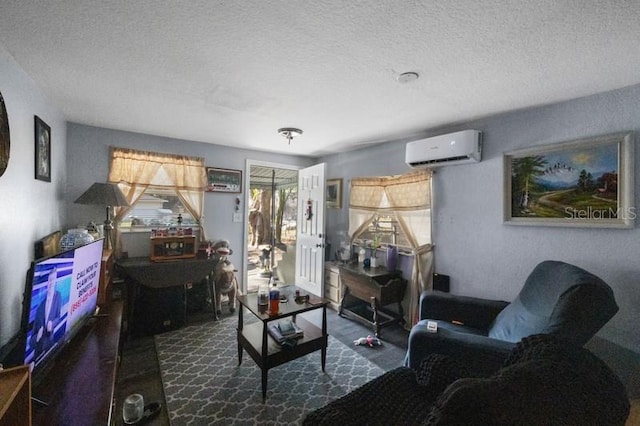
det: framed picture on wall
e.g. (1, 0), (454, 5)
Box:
(0, 91), (9, 178)
(34, 116), (51, 182)
(326, 178), (343, 209)
(503, 132), (634, 228)
(206, 167), (242, 193)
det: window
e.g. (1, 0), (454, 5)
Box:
(108, 147), (207, 243)
(347, 169), (434, 326)
(119, 186), (197, 231)
(348, 170), (432, 249)
(355, 215), (410, 249)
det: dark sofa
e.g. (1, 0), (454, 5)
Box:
(303, 334), (630, 425)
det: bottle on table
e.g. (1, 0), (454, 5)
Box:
(258, 283), (269, 306)
(269, 281), (280, 315)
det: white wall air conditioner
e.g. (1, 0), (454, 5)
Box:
(405, 130), (482, 168)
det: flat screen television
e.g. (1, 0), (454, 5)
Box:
(16, 238), (104, 377)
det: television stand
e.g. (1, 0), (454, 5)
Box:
(31, 299), (123, 425)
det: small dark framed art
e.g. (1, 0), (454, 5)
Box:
(326, 178), (343, 208)
(0, 90), (9, 178)
(34, 116), (51, 182)
(206, 167), (242, 193)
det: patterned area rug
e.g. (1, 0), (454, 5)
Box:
(155, 316), (386, 425)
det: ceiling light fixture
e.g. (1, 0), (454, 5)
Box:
(397, 71), (420, 84)
(278, 127), (303, 145)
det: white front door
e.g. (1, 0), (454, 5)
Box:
(295, 163), (326, 296)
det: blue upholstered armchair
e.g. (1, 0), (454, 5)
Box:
(405, 260), (619, 374)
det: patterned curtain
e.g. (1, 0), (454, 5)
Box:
(348, 169), (433, 325)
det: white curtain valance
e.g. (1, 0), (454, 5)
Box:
(349, 170), (431, 212)
(348, 169), (432, 241)
(108, 146), (206, 190)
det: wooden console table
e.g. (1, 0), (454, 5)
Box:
(337, 263), (406, 337)
(32, 300), (123, 425)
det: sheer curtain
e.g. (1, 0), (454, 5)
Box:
(108, 147), (207, 253)
(348, 169), (433, 325)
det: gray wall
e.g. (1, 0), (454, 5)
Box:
(65, 123), (315, 282)
(322, 84), (640, 354)
(0, 45), (67, 346)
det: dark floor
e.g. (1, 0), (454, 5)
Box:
(113, 304), (409, 426)
(113, 300), (640, 426)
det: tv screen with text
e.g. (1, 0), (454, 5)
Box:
(23, 238), (103, 369)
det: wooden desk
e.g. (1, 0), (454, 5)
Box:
(116, 257), (219, 335)
(32, 300), (123, 426)
(337, 263), (406, 337)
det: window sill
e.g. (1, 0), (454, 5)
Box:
(119, 227), (201, 235)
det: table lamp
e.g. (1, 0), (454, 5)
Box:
(75, 182), (130, 250)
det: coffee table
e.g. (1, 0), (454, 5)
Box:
(236, 290), (328, 402)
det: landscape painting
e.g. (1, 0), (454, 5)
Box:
(504, 133), (634, 228)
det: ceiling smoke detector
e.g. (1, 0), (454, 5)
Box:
(278, 127), (303, 145)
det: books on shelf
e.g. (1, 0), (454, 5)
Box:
(268, 319), (304, 344)
(277, 318), (300, 336)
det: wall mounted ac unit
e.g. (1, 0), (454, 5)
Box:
(405, 130), (482, 168)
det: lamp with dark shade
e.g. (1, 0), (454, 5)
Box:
(75, 182), (129, 251)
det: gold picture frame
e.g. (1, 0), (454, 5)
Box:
(326, 178), (343, 209)
(504, 132), (634, 228)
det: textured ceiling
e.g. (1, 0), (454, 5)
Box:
(1, 1), (640, 156)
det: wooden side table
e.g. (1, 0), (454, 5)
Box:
(236, 290), (328, 402)
(337, 263), (406, 337)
